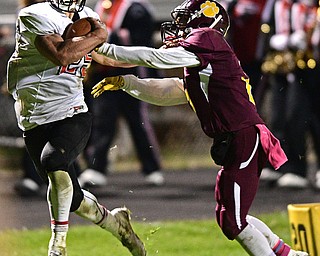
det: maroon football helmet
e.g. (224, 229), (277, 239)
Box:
(161, 0), (230, 42)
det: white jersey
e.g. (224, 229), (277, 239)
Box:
(7, 2), (100, 131)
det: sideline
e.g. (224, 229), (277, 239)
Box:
(0, 168), (319, 231)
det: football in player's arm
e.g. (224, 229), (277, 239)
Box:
(7, 0), (144, 256)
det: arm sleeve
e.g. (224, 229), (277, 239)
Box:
(122, 75), (188, 106)
(97, 43), (201, 69)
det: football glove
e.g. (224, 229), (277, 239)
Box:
(91, 76), (125, 98)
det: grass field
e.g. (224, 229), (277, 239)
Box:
(0, 211), (292, 256)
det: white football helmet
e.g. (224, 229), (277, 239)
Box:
(48, 0), (86, 12)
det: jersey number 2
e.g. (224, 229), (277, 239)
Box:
(58, 54), (92, 78)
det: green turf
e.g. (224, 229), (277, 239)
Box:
(0, 211), (291, 256)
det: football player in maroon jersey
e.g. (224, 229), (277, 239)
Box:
(93, 0), (308, 255)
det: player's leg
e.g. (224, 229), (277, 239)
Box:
(216, 171), (275, 255)
(47, 113), (145, 256)
(47, 170), (72, 256)
(74, 189), (146, 256)
(246, 216), (309, 256)
(42, 113), (92, 256)
(216, 126), (309, 256)
(45, 162), (85, 256)
(215, 126), (275, 255)
(24, 124), (66, 255)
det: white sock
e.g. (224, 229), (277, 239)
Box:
(236, 223), (276, 256)
(75, 190), (119, 236)
(75, 189), (106, 224)
(246, 215), (291, 255)
(47, 171), (73, 233)
(246, 215), (280, 248)
(47, 171), (73, 249)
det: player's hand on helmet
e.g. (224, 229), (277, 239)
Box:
(91, 76), (125, 98)
(161, 38), (183, 49)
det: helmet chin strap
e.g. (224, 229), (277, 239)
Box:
(209, 14), (222, 29)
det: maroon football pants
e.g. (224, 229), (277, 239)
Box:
(215, 126), (267, 240)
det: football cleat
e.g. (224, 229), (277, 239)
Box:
(48, 245), (67, 256)
(288, 249), (309, 256)
(48, 233), (67, 256)
(108, 207), (146, 256)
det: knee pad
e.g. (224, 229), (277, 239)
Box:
(41, 143), (68, 172)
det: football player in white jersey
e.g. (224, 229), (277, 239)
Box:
(7, 0), (145, 256)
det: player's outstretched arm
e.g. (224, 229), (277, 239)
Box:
(34, 18), (107, 66)
(96, 43), (200, 69)
(92, 51), (136, 68)
(92, 75), (187, 106)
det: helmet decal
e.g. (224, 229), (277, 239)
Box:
(199, 1), (220, 18)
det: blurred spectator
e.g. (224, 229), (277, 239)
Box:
(79, 0), (164, 187)
(259, 0), (320, 189)
(0, 22), (40, 197)
(11, 0), (46, 197)
(226, 0), (267, 103)
(0, 25), (14, 91)
(14, 149), (44, 196)
(18, 0), (44, 8)
(294, 0), (320, 189)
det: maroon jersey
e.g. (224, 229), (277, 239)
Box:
(179, 28), (264, 138)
